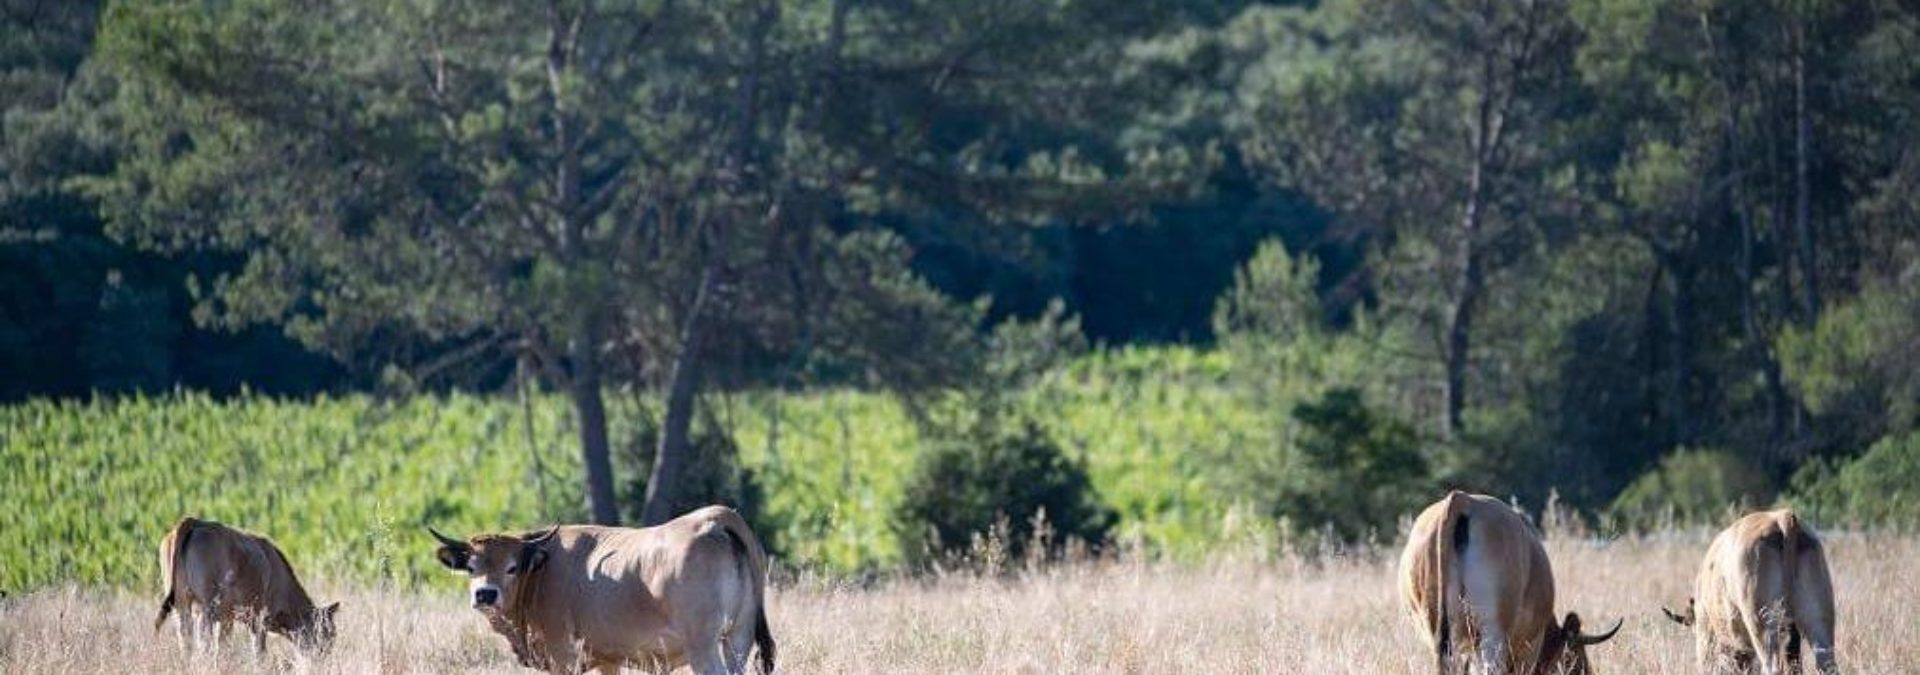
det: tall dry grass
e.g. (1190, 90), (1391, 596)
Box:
(2, 532), (1914, 674)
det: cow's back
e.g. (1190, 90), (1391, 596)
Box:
(167, 521), (281, 613)
(526, 509), (762, 667)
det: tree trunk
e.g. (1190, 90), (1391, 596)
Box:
(1444, 166), (1487, 440)
(1701, 7), (1791, 448)
(569, 323), (620, 525)
(641, 267), (718, 525)
(542, 0), (616, 525)
(1792, 32), (1820, 321)
(1773, 199), (1809, 439)
(1666, 253), (1694, 446)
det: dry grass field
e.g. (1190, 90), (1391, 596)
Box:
(2, 532), (1914, 674)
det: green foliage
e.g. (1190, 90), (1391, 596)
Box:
(1212, 239), (1323, 346)
(1017, 345), (1273, 557)
(894, 419), (1114, 566)
(1268, 388), (1428, 543)
(1778, 265), (1920, 445)
(985, 300), (1089, 390)
(1790, 431), (1920, 529)
(1608, 449), (1775, 530)
(0, 392), (581, 591)
(10, 0), (1920, 593)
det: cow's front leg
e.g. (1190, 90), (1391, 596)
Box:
(538, 641), (580, 675)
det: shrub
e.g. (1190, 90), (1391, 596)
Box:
(1777, 264), (1920, 447)
(1264, 387), (1429, 543)
(1211, 239), (1324, 344)
(1607, 448), (1773, 530)
(1790, 431), (1920, 529)
(895, 419), (1114, 566)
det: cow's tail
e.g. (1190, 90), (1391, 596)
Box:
(1434, 491), (1468, 675)
(751, 597), (776, 674)
(1779, 510), (1804, 585)
(716, 510), (777, 674)
(155, 517), (199, 631)
(1777, 510), (1805, 646)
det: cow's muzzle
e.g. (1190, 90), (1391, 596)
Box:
(473, 587), (500, 608)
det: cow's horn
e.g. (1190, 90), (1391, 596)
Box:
(427, 526), (467, 549)
(1662, 606), (1692, 626)
(1574, 618), (1623, 646)
(524, 525), (559, 544)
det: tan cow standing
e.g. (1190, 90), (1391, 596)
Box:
(431, 505), (776, 675)
(154, 517), (340, 656)
(1400, 491), (1621, 675)
(1663, 509), (1838, 675)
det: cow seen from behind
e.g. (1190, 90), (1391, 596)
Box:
(1663, 509), (1839, 675)
(1399, 491), (1621, 675)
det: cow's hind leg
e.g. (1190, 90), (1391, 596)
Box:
(172, 601), (193, 654)
(249, 616), (268, 659)
(686, 634), (734, 675)
(1741, 601), (1788, 675)
(1794, 615), (1838, 675)
(1793, 546), (1840, 675)
(1785, 626), (1802, 675)
(1474, 629), (1508, 675)
(723, 622), (759, 675)
(195, 604), (222, 658)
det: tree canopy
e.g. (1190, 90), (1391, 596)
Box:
(6, 0), (1920, 525)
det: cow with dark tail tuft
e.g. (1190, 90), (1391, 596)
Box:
(1663, 509), (1838, 675)
(1399, 491), (1621, 675)
(431, 505), (776, 675)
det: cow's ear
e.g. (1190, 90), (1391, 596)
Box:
(436, 545), (470, 572)
(524, 545), (549, 573)
(1662, 604), (1693, 627)
(1535, 620), (1570, 670)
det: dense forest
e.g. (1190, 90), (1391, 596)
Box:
(5, 0), (1919, 541)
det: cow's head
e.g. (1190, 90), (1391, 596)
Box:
(430, 526), (557, 610)
(1533, 612), (1622, 675)
(1662, 598), (1696, 627)
(269, 601), (340, 655)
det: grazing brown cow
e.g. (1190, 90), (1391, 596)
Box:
(154, 517), (340, 656)
(431, 505), (776, 675)
(1663, 509), (1838, 675)
(1400, 491), (1621, 675)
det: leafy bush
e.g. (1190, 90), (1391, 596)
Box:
(1608, 448), (1774, 530)
(1211, 239), (1324, 344)
(1264, 387), (1429, 543)
(1777, 264), (1920, 447)
(1790, 431), (1920, 529)
(0, 392), (583, 591)
(894, 419), (1114, 566)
